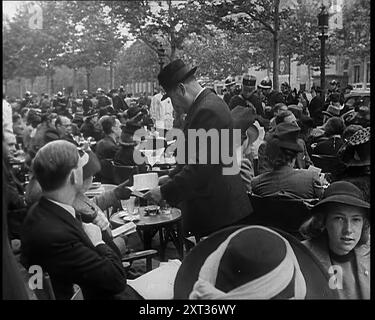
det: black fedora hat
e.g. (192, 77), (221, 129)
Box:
(174, 225), (338, 299)
(158, 59), (197, 100)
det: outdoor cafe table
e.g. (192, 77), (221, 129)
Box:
(110, 207), (184, 261)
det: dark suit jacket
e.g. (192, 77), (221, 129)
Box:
(95, 135), (119, 160)
(313, 136), (344, 156)
(160, 89), (253, 237)
(112, 95), (128, 112)
(251, 166), (324, 199)
(308, 96), (324, 127)
(228, 94), (269, 127)
(20, 197), (127, 300)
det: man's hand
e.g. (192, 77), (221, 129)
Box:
(144, 186), (163, 204)
(158, 175), (171, 186)
(92, 210), (110, 231)
(82, 223), (105, 247)
(114, 183), (132, 200)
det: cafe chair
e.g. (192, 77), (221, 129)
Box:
(112, 163), (139, 185)
(311, 154), (345, 180)
(97, 158), (115, 184)
(247, 193), (314, 240)
(122, 249), (158, 273)
(33, 272), (56, 300)
(71, 284), (83, 300)
(113, 232), (158, 273)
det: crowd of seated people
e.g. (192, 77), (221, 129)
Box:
(2, 69), (370, 301)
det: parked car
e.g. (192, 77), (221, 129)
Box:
(344, 90), (370, 110)
(342, 90), (370, 125)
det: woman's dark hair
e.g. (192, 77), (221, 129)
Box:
(324, 117), (345, 137)
(101, 117), (115, 135)
(298, 115), (314, 137)
(26, 111), (41, 128)
(265, 138), (298, 169)
(330, 93), (341, 104)
(342, 124), (363, 141)
(12, 113), (21, 123)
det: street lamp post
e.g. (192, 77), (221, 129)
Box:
(318, 4), (329, 107)
(157, 43), (165, 71)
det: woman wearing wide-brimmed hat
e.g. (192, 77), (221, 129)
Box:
(300, 181), (370, 299)
(251, 122), (325, 199)
(174, 224), (339, 299)
(336, 127), (370, 202)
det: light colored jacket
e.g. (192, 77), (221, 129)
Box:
(3, 99), (15, 144)
(303, 236), (370, 299)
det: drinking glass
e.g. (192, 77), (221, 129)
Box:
(160, 200), (171, 215)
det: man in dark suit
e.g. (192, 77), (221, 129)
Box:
(20, 140), (139, 299)
(308, 86), (324, 127)
(111, 88), (128, 112)
(95, 117), (120, 161)
(144, 60), (252, 238)
(55, 116), (78, 146)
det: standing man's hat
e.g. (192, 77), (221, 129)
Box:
(272, 122), (303, 152)
(242, 75), (256, 88)
(174, 225), (338, 299)
(259, 78), (272, 89)
(82, 90), (88, 95)
(158, 59), (197, 100)
(57, 91), (63, 97)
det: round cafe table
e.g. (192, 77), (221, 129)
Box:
(110, 207), (184, 261)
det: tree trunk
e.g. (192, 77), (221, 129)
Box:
(168, 0), (176, 62)
(307, 64), (311, 90)
(170, 44), (176, 61)
(72, 68), (77, 98)
(31, 77), (35, 92)
(46, 73), (50, 96)
(272, 0), (280, 91)
(50, 71), (54, 95)
(18, 78), (22, 98)
(86, 70), (91, 93)
(109, 62), (114, 89)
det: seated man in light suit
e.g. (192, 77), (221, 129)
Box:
(20, 140), (141, 300)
